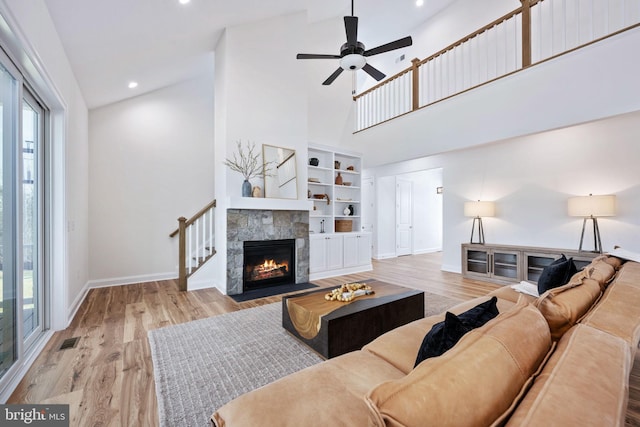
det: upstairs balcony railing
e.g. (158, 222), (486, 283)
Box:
(354, 0), (640, 132)
(170, 199), (216, 291)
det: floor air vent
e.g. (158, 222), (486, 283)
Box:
(59, 337), (80, 351)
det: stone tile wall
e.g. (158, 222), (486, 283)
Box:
(227, 209), (309, 295)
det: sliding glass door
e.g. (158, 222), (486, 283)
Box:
(0, 54), (47, 383)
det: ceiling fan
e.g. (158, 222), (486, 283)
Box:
(296, 0), (413, 85)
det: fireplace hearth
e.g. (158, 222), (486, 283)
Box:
(243, 239), (295, 291)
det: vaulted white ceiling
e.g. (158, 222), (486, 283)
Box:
(43, 0), (456, 109)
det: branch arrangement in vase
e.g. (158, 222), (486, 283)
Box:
(223, 140), (272, 181)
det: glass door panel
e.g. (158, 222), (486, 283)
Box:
(22, 95), (42, 344)
(0, 62), (19, 379)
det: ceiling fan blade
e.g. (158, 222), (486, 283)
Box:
(363, 36), (413, 57)
(362, 63), (386, 81)
(297, 53), (341, 60)
(344, 16), (358, 46)
(322, 68), (344, 85)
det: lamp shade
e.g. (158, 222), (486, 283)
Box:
(568, 194), (616, 217)
(464, 201), (495, 218)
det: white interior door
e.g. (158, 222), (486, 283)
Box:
(396, 178), (413, 256)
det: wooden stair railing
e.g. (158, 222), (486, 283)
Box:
(353, 0), (640, 131)
(170, 199), (216, 291)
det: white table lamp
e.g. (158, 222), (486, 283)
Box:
(568, 194), (616, 253)
(464, 201), (495, 245)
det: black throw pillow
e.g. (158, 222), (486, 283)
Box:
(537, 254), (578, 295)
(414, 297), (499, 367)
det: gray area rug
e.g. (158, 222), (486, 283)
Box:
(149, 292), (462, 427)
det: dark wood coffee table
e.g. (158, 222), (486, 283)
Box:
(282, 280), (424, 358)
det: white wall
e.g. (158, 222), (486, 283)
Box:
(212, 12), (310, 292)
(0, 0), (89, 328)
(368, 110), (640, 272)
(88, 73), (215, 285)
(220, 12), (308, 199)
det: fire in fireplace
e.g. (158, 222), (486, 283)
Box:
(243, 239), (295, 291)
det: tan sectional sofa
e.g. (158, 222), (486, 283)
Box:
(211, 255), (640, 427)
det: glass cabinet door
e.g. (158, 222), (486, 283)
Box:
(492, 251), (519, 282)
(466, 249), (489, 275)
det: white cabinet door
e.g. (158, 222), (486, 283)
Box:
(356, 233), (372, 266)
(326, 235), (344, 270)
(344, 233), (372, 268)
(309, 235), (328, 274)
(343, 234), (359, 268)
(310, 235), (344, 273)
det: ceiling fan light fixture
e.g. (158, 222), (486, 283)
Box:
(340, 54), (366, 70)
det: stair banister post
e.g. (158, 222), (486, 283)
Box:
(520, 0), (532, 67)
(178, 216), (187, 291)
(411, 58), (420, 111)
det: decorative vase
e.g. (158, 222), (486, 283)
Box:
(242, 179), (252, 197)
(348, 204), (354, 216)
(335, 172), (343, 185)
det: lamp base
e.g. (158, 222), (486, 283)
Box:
(470, 217), (485, 245)
(578, 216), (603, 254)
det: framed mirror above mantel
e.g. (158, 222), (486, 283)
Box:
(263, 144), (298, 199)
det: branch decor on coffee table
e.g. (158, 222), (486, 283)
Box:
(324, 282), (374, 302)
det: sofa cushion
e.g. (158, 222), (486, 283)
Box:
(414, 297), (499, 367)
(534, 273), (602, 340)
(596, 254), (624, 270)
(537, 254), (577, 295)
(506, 324), (630, 427)
(365, 299), (552, 427)
(488, 285), (537, 304)
(363, 297), (515, 375)
(211, 350), (405, 427)
(583, 260), (616, 290)
(580, 261), (640, 347)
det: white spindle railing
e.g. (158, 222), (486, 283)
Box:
(171, 199), (216, 290)
(354, 0), (640, 132)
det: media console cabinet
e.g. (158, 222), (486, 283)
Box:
(461, 243), (599, 285)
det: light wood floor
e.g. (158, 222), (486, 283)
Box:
(7, 253), (640, 426)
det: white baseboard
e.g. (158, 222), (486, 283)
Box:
(373, 252), (396, 260)
(187, 278), (224, 292)
(67, 281), (91, 327)
(441, 264), (462, 274)
(86, 272), (177, 289)
(413, 247), (442, 255)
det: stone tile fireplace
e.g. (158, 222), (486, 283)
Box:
(227, 209), (309, 295)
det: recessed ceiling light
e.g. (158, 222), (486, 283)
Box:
(179, 0), (190, 4)
(416, 0), (424, 6)
(128, 81), (138, 89)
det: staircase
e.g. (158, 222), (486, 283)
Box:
(170, 199), (217, 291)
